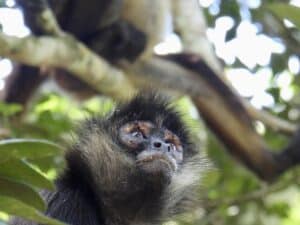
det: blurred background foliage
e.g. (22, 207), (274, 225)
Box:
(1, 0), (300, 225)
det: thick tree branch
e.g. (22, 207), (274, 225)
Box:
(0, 33), (135, 100)
(123, 58), (211, 97)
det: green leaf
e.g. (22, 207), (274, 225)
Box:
(0, 196), (66, 225)
(0, 102), (22, 117)
(266, 202), (289, 217)
(0, 177), (45, 211)
(0, 139), (63, 163)
(28, 155), (64, 173)
(267, 3), (300, 29)
(0, 211), (8, 221)
(0, 159), (54, 190)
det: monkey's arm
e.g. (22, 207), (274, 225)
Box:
(3, 65), (45, 105)
(41, 188), (103, 225)
(11, 187), (103, 225)
(15, 0), (52, 35)
(10, 188), (102, 225)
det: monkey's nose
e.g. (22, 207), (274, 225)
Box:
(153, 141), (162, 148)
(151, 138), (171, 152)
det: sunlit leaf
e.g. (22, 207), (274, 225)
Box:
(0, 211), (8, 221)
(0, 159), (54, 190)
(0, 177), (45, 211)
(267, 3), (300, 29)
(0, 103), (22, 117)
(0, 196), (66, 225)
(29, 156), (65, 173)
(0, 139), (63, 163)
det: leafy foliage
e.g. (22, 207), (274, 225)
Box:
(0, 137), (65, 224)
(267, 3), (300, 29)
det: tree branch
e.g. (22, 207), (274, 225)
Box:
(1, 0), (299, 181)
(2, 28), (299, 180)
(124, 54), (300, 181)
(245, 104), (297, 135)
(0, 33), (135, 100)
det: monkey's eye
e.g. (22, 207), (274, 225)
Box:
(131, 130), (144, 138)
(119, 121), (154, 149)
(123, 121), (154, 137)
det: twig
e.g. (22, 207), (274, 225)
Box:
(245, 103), (297, 135)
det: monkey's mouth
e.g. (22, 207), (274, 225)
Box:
(136, 151), (177, 172)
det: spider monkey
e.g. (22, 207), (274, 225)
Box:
(10, 93), (205, 225)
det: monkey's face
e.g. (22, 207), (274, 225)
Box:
(119, 120), (183, 182)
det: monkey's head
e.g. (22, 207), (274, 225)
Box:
(119, 119), (182, 183)
(66, 93), (203, 211)
(108, 94), (197, 186)
(64, 93), (204, 222)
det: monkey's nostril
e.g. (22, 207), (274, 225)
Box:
(153, 142), (162, 148)
(167, 146), (171, 152)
